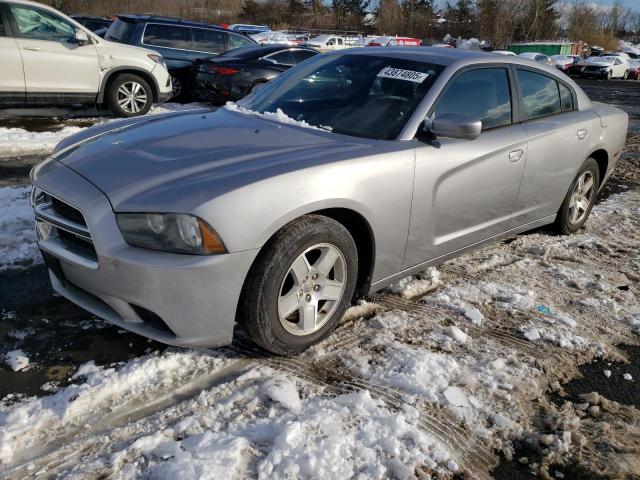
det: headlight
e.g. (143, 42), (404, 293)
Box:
(147, 54), (166, 67)
(116, 213), (226, 255)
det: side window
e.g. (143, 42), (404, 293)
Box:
(327, 38), (335, 46)
(9, 5), (75, 42)
(0, 11), (6, 37)
(434, 68), (512, 130)
(227, 32), (254, 49)
(559, 83), (574, 111)
(516, 69), (561, 120)
(143, 24), (189, 50)
(338, 38), (344, 45)
(265, 51), (294, 66)
(191, 28), (225, 54)
(291, 49), (317, 64)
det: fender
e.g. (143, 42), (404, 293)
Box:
(97, 67), (161, 103)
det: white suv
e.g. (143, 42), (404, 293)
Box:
(0, 0), (172, 116)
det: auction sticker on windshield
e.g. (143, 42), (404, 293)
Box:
(377, 67), (429, 83)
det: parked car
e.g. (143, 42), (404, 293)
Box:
(228, 23), (270, 36)
(250, 30), (291, 46)
(32, 48), (627, 354)
(627, 59), (640, 80)
(189, 45), (318, 104)
(518, 52), (554, 66)
(578, 56), (630, 79)
(491, 50), (516, 56)
(550, 54), (582, 72)
(70, 15), (113, 32)
(367, 36), (421, 47)
(0, 0), (172, 116)
(305, 34), (348, 50)
(620, 47), (639, 59)
(104, 15), (256, 99)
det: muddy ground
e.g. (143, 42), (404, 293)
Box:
(0, 78), (639, 479)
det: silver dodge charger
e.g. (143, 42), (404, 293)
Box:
(31, 48), (628, 354)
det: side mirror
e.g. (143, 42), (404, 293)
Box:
(75, 29), (90, 45)
(425, 113), (482, 140)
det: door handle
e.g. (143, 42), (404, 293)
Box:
(23, 46), (41, 51)
(577, 129), (588, 140)
(508, 149), (524, 162)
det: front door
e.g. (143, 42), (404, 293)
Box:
(0, 6), (25, 103)
(8, 3), (99, 100)
(405, 66), (527, 267)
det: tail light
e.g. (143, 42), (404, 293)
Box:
(200, 65), (239, 75)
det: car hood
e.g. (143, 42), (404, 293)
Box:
(584, 61), (613, 67)
(56, 108), (376, 211)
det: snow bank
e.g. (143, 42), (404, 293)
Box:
(0, 350), (231, 465)
(102, 369), (456, 479)
(0, 186), (41, 271)
(0, 126), (86, 159)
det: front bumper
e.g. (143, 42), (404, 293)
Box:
(32, 159), (258, 348)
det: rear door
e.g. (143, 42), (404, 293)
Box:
(407, 66), (528, 266)
(142, 23), (192, 70)
(0, 4), (25, 103)
(8, 3), (99, 100)
(509, 67), (591, 226)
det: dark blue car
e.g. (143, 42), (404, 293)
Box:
(104, 15), (256, 99)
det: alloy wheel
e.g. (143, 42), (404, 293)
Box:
(278, 243), (347, 336)
(116, 81), (148, 114)
(568, 171), (595, 225)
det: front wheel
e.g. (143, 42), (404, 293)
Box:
(238, 215), (358, 355)
(106, 74), (153, 117)
(623, 70), (629, 80)
(554, 158), (600, 235)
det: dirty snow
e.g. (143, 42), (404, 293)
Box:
(0, 186), (41, 271)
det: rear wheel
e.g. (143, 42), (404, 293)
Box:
(623, 70), (629, 80)
(554, 158), (600, 235)
(106, 74), (153, 117)
(238, 215), (358, 355)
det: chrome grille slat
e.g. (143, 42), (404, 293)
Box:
(32, 187), (98, 268)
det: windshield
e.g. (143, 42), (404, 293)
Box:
(239, 53), (444, 140)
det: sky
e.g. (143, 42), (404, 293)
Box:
(592, 0), (639, 12)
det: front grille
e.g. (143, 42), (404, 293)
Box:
(32, 187), (98, 267)
(50, 196), (86, 227)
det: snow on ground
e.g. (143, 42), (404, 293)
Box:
(0, 187), (638, 478)
(0, 186), (41, 271)
(3, 350), (30, 372)
(0, 103), (211, 160)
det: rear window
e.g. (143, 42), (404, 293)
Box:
(516, 69), (561, 120)
(292, 49), (318, 64)
(144, 24), (189, 50)
(227, 32), (255, 49)
(105, 18), (135, 43)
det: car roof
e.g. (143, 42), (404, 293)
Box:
(518, 52), (546, 59)
(115, 14), (227, 30)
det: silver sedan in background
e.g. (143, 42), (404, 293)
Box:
(31, 48), (628, 354)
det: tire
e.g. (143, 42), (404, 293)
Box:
(623, 70), (629, 80)
(106, 73), (153, 117)
(238, 215), (358, 355)
(606, 70), (612, 80)
(554, 158), (600, 235)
